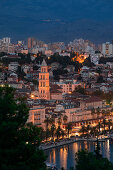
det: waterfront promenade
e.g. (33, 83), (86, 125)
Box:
(40, 137), (107, 150)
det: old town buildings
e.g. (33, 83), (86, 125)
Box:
(27, 60), (111, 129)
(1, 38), (113, 131)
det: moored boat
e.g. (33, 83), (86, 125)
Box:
(46, 162), (57, 170)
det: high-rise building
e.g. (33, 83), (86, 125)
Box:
(102, 42), (113, 57)
(3, 37), (11, 44)
(28, 37), (35, 49)
(38, 59), (50, 100)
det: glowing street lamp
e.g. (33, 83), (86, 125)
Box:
(31, 94), (34, 98)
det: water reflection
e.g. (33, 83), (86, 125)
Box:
(106, 140), (110, 160)
(45, 140), (112, 170)
(59, 148), (68, 169)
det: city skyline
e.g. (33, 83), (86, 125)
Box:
(0, 0), (113, 43)
(1, 1), (113, 170)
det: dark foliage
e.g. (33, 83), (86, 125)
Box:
(0, 86), (46, 170)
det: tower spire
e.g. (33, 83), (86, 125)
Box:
(41, 59), (47, 67)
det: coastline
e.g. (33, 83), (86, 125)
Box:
(40, 137), (108, 150)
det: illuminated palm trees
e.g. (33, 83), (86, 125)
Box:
(102, 110), (106, 116)
(51, 124), (56, 140)
(96, 122), (102, 133)
(44, 117), (51, 141)
(61, 129), (65, 139)
(96, 108), (100, 118)
(63, 115), (68, 124)
(91, 108), (95, 116)
(86, 125), (91, 132)
(56, 126), (61, 140)
(45, 128), (50, 141)
(44, 117), (51, 130)
(79, 125), (99, 138)
(107, 119), (112, 133)
(66, 123), (72, 138)
(57, 117), (62, 127)
(90, 126), (98, 137)
(79, 125), (87, 136)
(102, 118), (107, 134)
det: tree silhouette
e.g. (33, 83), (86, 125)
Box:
(0, 86), (46, 169)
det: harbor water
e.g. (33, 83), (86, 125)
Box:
(44, 140), (113, 170)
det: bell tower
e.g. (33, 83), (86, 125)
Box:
(38, 59), (50, 100)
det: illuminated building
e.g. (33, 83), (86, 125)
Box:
(38, 59), (50, 100)
(28, 105), (46, 128)
(102, 42), (113, 57)
(32, 59), (63, 100)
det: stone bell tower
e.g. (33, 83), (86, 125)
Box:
(38, 59), (50, 100)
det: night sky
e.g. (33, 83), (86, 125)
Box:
(0, 0), (113, 43)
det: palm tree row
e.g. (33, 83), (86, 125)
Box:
(79, 118), (113, 137)
(91, 108), (112, 117)
(42, 116), (72, 141)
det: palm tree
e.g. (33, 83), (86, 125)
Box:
(107, 119), (112, 133)
(66, 123), (72, 138)
(91, 108), (95, 116)
(102, 119), (107, 134)
(96, 108), (100, 118)
(63, 115), (68, 124)
(96, 122), (103, 133)
(106, 110), (111, 116)
(79, 125), (87, 135)
(86, 125), (91, 138)
(102, 110), (106, 116)
(51, 124), (56, 140)
(86, 125), (91, 131)
(57, 117), (62, 127)
(56, 126), (61, 140)
(61, 129), (65, 139)
(39, 127), (46, 141)
(44, 117), (51, 130)
(45, 128), (50, 141)
(90, 126), (98, 137)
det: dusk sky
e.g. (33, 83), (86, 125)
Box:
(0, 0), (113, 43)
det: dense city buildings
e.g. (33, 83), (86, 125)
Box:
(1, 36), (113, 170)
(1, 1), (113, 169)
(1, 36), (113, 132)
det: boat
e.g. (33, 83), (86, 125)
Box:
(46, 162), (57, 170)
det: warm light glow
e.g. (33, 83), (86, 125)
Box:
(31, 94), (34, 98)
(75, 132), (80, 136)
(68, 91), (72, 94)
(72, 53), (88, 63)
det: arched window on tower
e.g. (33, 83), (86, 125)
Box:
(43, 75), (45, 80)
(41, 82), (42, 87)
(43, 82), (45, 87)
